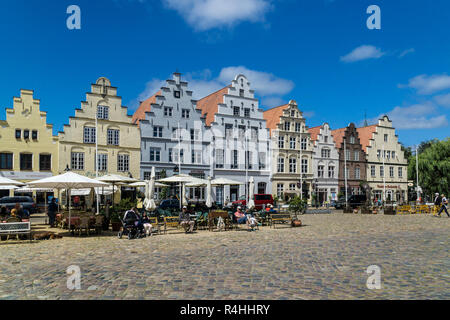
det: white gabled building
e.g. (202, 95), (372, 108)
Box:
(196, 74), (272, 203)
(308, 123), (340, 205)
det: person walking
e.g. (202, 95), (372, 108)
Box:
(437, 194), (449, 217)
(48, 198), (58, 227)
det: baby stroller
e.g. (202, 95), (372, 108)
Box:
(118, 218), (146, 240)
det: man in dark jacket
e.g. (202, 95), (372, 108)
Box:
(48, 198), (58, 227)
(437, 194), (449, 217)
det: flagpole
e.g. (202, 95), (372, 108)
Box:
(178, 121), (182, 210)
(344, 137), (348, 208)
(95, 109), (100, 215)
(382, 144), (386, 203)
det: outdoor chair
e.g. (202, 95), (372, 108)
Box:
(94, 215), (104, 234)
(6, 217), (21, 223)
(78, 216), (91, 236)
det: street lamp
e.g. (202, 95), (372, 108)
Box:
(343, 136), (348, 209)
(314, 178), (319, 208)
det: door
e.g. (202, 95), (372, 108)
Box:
(230, 186), (239, 202)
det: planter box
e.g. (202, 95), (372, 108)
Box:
(111, 222), (121, 232)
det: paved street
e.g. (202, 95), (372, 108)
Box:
(0, 213), (449, 300)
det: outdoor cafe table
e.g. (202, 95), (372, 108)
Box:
(65, 216), (96, 229)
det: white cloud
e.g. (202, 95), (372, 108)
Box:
(162, 0), (271, 31)
(405, 74), (450, 95)
(130, 66), (294, 109)
(398, 48), (415, 58)
(340, 45), (385, 63)
(369, 103), (448, 129)
(434, 93), (450, 108)
(218, 66), (294, 96)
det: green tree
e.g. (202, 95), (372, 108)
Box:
(159, 169), (169, 200)
(408, 138), (450, 197)
(289, 196), (307, 215)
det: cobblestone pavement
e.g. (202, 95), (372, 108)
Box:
(0, 213), (449, 300)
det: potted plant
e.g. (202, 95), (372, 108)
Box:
(110, 211), (122, 232)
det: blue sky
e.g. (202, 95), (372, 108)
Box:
(0, 0), (449, 146)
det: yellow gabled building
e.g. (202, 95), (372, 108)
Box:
(0, 89), (59, 201)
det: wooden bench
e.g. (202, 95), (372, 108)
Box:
(148, 216), (163, 234)
(208, 210), (233, 231)
(0, 221), (32, 242)
(163, 216), (180, 234)
(270, 213), (292, 229)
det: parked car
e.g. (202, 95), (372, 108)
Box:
(334, 194), (367, 209)
(0, 196), (37, 214)
(232, 194), (274, 210)
(158, 199), (180, 210)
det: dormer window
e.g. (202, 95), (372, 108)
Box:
(174, 90), (181, 98)
(97, 105), (109, 120)
(239, 89), (244, 97)
(350, 136), (355, 144)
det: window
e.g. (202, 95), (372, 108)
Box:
(153, 126), (163, 138)
(39, 154), (51, 171)
(215, 149), (224, 168)
(97, 105), (109, 120)
(295, 123), (301, 132)
(386, 151), (391, 159)
(172, 128), (178, 139)
(32, 130), (38, 140)
(350, 136), (355, 144)
(144, 172), (151, 180)
(328, 166), (335, 178)
(377, 150), (381, 158)
(284, 122), (290, 131)
(392, 151), (396, 159)
(324, 136), (328, 143)
(107, 129), (119, 145)
(277, 157), (285, 173)
(291, 110), (296, 117)
(278, 136), (285, 149)
(318, 165), (324, 178)
(390, 166), (394, 178)
(289, 158), (296, 173)
(20, 154), (32, 170)
(345, 149), (350, 161)
(251, 127), (258, 140)
(181, 109), (190, 118)
(15, 129), (21, 139)
(164, 107), (173, 116)
(239, 89), (244, 97)
(173, 148), (184, 163)
(168, 148), (173, 163)
(233, 107), (240, 116)
(354, 151), (359, 161)
(173, 90), (181, 98)
(290, 137), (296, 149)
(277, 183), (284, 197)
(246, 151), (252, 169)
(0, 153), (13, 169)
(398, 167), (403, 178)
(321, 148), (330, 158)
(83, 127), (96, 144)
(149, 148), (161, 162)
(289, 183), (296, 191)
(384, 134), (388, 142)
(191, 150), (202, 164)
(95, 154), (107, 171)
(371, 165), (376, 177)
(301, 159), (308, 173)
(259, 152), (266, 169)
(117, 154), (129, 172)
(190, 129), (200, 141)
(24, 130), (29, 139)
(71, 152), (84, 170)
(301, 137), (307, 150)
(225, 124), (233, 138)
(231, 150), (238, 169)
(345, 167), (349, 179)
(244, 108), (250, 117)
(355, 167), (360, 179)
(380, 166), (384, 177)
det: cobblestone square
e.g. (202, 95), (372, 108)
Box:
(0, 213), (448, 300)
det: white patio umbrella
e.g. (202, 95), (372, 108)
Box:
(248, 177), (255, 210)
(96, 174), (137, 208)
(209, 178), (244, 206)
(145, 167), (157, 211)
(205, 176), (213, 208)
(0, 176), (24, 186)
(158, 174), (204, 209)
(27, 172), (108, 233)
(129, 181), (168, 188)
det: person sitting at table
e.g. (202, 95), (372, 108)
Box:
(0, 206), (9, 219)
(266, 204), (277, 214)
(234, 206), (249, 226)
(179, 206), (194, 233)
(48, 198), (58, 227)
(10, 203), (24, 219)
(141, 211), (153, 236)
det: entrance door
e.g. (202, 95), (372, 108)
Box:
(230, 186), (239, 202)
